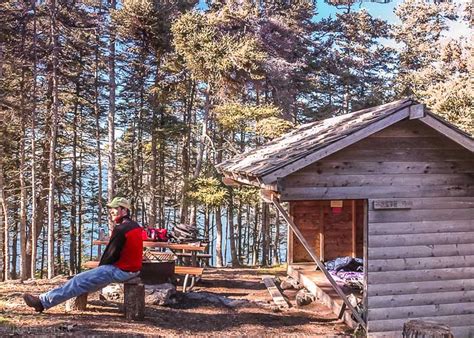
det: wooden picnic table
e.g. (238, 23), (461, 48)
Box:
(92, 240), (208, 266)
(91, 240), (208, 291)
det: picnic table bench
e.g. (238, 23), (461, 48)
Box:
(83, 260), (204, 292)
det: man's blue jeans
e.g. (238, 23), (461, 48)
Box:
(39, 265), (139, 309)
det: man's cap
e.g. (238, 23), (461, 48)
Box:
(106, 197), (131, 210)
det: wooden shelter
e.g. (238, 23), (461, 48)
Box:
(217, 98), (474, 335)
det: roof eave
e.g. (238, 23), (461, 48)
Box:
(419, 113), (474, 152)
(221, 170), (278, 190)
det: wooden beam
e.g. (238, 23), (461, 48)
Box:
(221, 171), (278, 190)
(261, 107), (411, 184)
(352, 200), (356, 258)
(319, 204), (324, 261)
(271, 196), (367, 331)
(262, 276), (290, 308)
(222, 177), (241, 187)
(288, 203), (294, 264)
(260, 189), (279, 203)
(363, 200), (369, 325)
(420, 114), (474, 152)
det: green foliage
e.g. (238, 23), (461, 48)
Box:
(394, 0), (473, 134)
(214, 102), (281, 131)
(113, 0), (195, 53)
(309, 8), (395, 117)
(188, 177), (228, 207)
(255, 117), (294, 139)
(172, 11), (266, 84)
(422, 75), (473, 135)
(233, 185), (259, 205)
(394, 0), (457, 96)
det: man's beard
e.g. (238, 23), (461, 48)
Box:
(113, 214), (124, 223)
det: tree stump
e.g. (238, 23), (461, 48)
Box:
(65, 293), (88, 312)
(403, 320), (453, 338)
(124, 278), (145, 321)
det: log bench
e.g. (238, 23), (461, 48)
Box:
(65, 277), (145, 321)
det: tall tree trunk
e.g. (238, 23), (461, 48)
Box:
(237, 200), (242, 263)
(261, 202), (269, 266)
(19, 17), (29, 280)
(215, 206), (223, 267)
(203, 206), (209, 244)
(245, 204), (251, 265)
(210, 210), (214, 266)
(158, 112), (166, 228)
(179, 78), (194, 224)
(40, 228), (45, 278)
(189, 85), (210, 225)
(149, 109), (157, 228)
(57, 184), (63, 273)
(135, 59), (145, 220)
(228, 192), (239, 266)
(47, 0), (59, 279)
(20, 118), (28, 280)
(149, 57), (162, 228)
(11, 221), (18, 279)
(272, 207), (280, 265)
(70, 85), (79, 275)
(0, 34), (4, 282)
(107, 0), (117, 234)
(94, 28), (103, 250)
(77, 112), (84, 272)
(252, 203), (260, 266)
(29, 0), (39, 279)
(0, 115), (7, 281)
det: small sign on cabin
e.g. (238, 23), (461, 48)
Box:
(330, 200), (343, 208)
(373, 200), (413, 210)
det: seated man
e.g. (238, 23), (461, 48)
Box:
(23, 197), (143, 312)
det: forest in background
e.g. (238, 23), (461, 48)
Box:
(0, 0), (472, 281)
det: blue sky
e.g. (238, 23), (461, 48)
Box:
(315, 0), (471, 41)
(315, 0), (402, 23)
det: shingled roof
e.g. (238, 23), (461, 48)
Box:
(217, 98), (473, 186)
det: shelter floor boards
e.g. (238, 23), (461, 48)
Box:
(288, 263), (359, 329)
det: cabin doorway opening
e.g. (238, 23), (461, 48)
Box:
(287, 199), (368, 329)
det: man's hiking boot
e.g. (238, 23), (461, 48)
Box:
(23, 293), (44, 313)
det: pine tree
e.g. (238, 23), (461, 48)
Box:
(394, 0), (472, 134)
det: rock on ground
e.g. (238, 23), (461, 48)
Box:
(296, 288), (316, 306)
(145, 283), (177, 305)
(280, 277), (302, 290)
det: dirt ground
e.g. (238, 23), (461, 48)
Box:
(0, 267), (352, 336)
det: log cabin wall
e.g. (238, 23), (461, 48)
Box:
(290, 200), (364, 262)
(280, 119), (474, 335)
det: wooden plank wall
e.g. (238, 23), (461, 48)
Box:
(291, 200), (364, 262)
(291, 201), (322, 262)
(280, 120), (474, 335)
(368, 196), (474, 335)
(279, 120), (474, 201)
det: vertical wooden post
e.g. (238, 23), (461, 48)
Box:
(287, 202), (293, 264)
(363, 200), (369, 323)
(319, 203), (325, 262)
(352, 200), (356, 258)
